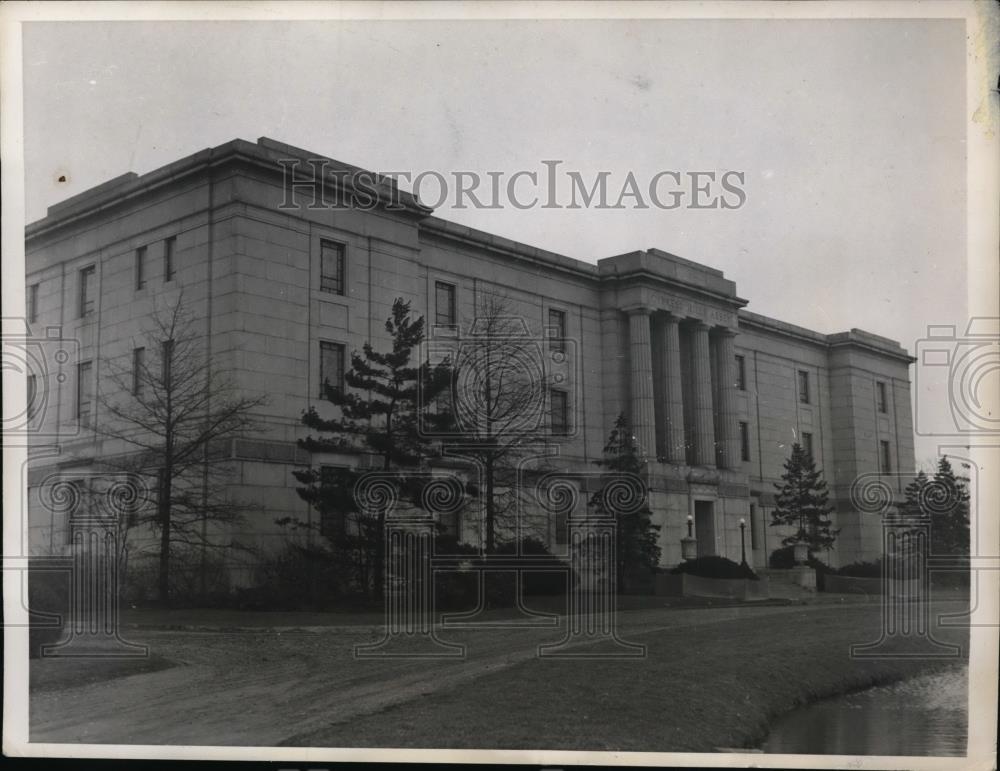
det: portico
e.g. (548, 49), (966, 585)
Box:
(601, 249), (750, 564)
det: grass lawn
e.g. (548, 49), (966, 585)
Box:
(30, 653), (176, 693)
(282, 603), (969, 752)
(120, 593), (799, 629)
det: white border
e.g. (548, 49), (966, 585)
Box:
(2, 1), (997, 768)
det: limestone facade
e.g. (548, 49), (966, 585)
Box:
(23, 137), (916, 575)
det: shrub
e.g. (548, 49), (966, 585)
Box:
(769, 545), (833, 573)
(28, 558), (71, 658)
(247, 542), (355, 610)
(768, 545), (834, 589)
(672, 555), (759, 581)
(433, 538), (570, 610)
(836, 559), (883, 578)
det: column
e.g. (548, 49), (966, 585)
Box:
(657, 314), (687, 464)
(690, 321), (716, 467)
(627, 308), (656, 460)
(714, 328), (741, 469)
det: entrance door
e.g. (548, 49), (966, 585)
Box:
(694, 500), (716, 557)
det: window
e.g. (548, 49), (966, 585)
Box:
(77, 361), (93, 427)
(161, 340), (174, 390)
(435, 281), (456, 327)
(554, 508), (568, 545)
(135, 246), (147, 290)
(319, 465), (347, 537)
(132, 347), (145, 395)
(26, 374), (39, 420)
(876, 381), (888, 413)
(548, 309), (567, 353)
(879, 440), (892, 473)
(319, 341), (345, 397)
(320, 239), (345, 295)
(797, 370), (810, 404)
(735, 354), (746, 390)
(28, 283), (39, 324)
(739, 421), (751, 462)
(79, 265), (96, 317)
(802, 431), (814, 459)
(156, 468), (169, 512)
(164, 237), (176, 281)
(65, 479), (85, 539)
(550, 389), (569, 436)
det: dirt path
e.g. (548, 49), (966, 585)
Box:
(29, 603), (857, 746)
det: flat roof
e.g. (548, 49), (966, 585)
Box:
(25, 136), (911, 357)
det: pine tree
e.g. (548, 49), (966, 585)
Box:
(927, 456), (971, 555)
(771, 443), (838, 552)
(591, 413), (661, 592)
(292, 298), (451, 598)
(900, 469), (931, 527)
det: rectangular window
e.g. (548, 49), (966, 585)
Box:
(135, 246), (147, 290)
(802, 431), (814, 459)
(880, 440), (892, 473)
(554, 509), (568, 545)
(132, 347), (145, 395)
(548, 309), (567, 353)
(320, 239), (345, 295)
(66, 479), (85, 540)
(735, 354), (746, 390)
(550, 389), (569, 436)
(79, 265), (96, 317)
(156, 468), (168, 511)
(876, 381), (888, 413)
(319, 341), (345, 397)
(161, 340), (174, 390)
(28, 283), (39, 324)
(26, 374), (38, 421)
(164, 237), (176, 282)
(797, 370), (810, 404)
(739, 421), (751, 461)
(435, 281), (456, 327)
(319, 465), (347, 537)
(77, 360), (93, 427)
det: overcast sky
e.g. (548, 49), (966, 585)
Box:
(22, 18), (968, 464)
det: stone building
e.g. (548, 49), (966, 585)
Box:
(22, 137), (915, 579)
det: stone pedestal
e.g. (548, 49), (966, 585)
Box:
(788, 565), (817, 591)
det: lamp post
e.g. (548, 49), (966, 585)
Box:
(739, 517), (748, 568)
(681, 515), (697, 561)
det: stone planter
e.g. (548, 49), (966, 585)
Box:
(792, 542), (809, 565)
(680, 536), (698, 561)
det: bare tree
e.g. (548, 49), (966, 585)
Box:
(449, 292), (560, 553)
(95, 294), (267, 604)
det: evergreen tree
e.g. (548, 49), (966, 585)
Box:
(927, 456), (971, 555)
(292, 298), (451, 598)
(770, 443), (838, 551)
(591, 413), (661, 592)
(899, 469), (931, 527)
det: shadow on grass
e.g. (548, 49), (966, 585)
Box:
(30, 653), (178, 694)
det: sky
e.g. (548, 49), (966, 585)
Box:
(20, 16), (970, 465)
